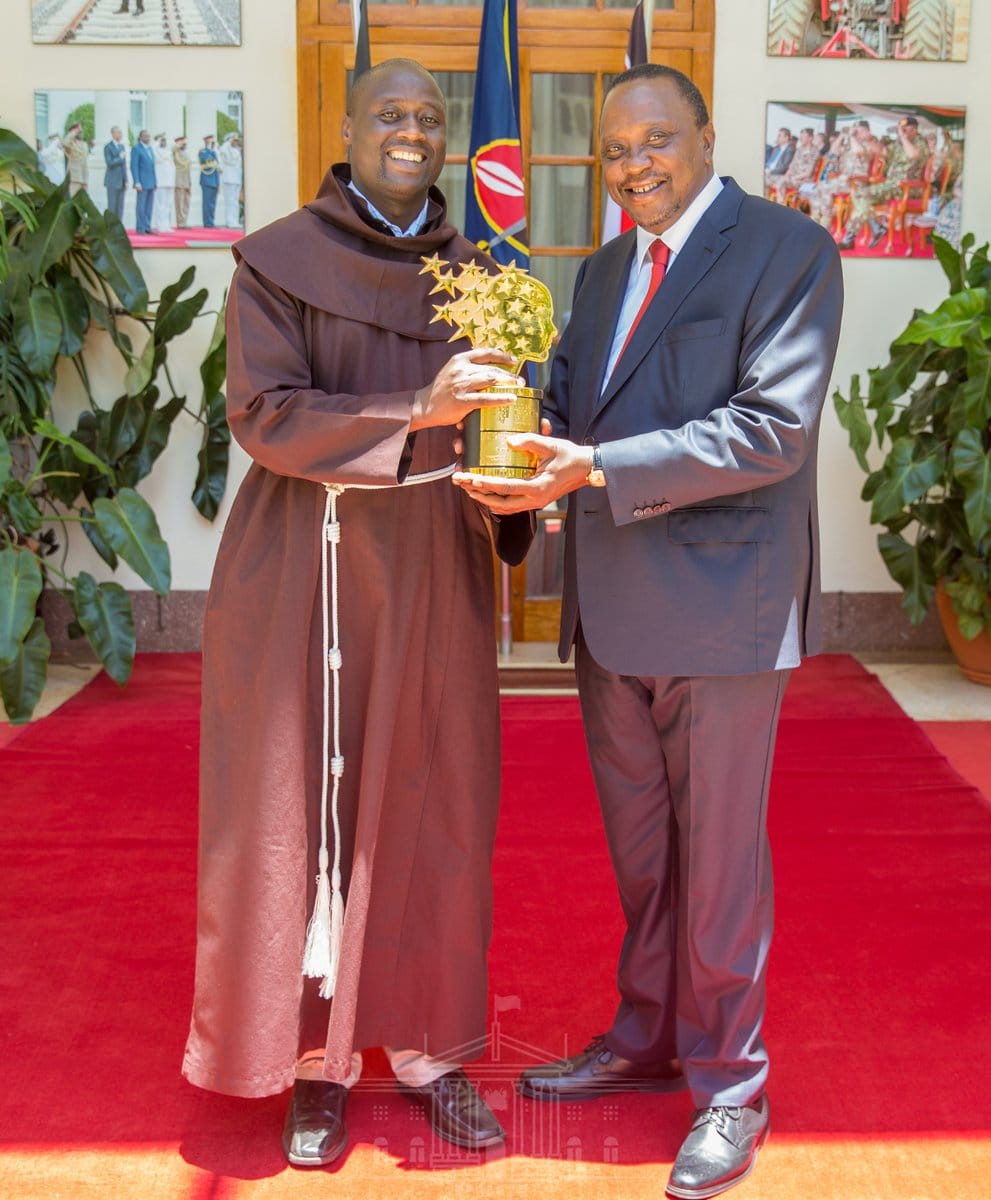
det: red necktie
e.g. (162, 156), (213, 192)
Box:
(617, 239), (670, 361)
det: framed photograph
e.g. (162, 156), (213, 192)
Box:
(31, 0), (240, 47)
(764, 102), (966, 258)
(767, 1), (970, 62)
(35, 89), (245, 249)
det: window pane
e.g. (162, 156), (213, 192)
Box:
(531, 73), (594, 157)
(529, 253), (584, 386)
(433, 71), (474, 157)
(436, 163), (468, 231)
(531, 165), (592, 247)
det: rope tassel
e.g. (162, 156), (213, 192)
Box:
(302, 485), (346, 996)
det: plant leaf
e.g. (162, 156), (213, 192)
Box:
(19, 188), (80, 279)
(3, 488), (43, 535)
(894, 288), (991, 348)
(72, 571), (134, 684)
(192, 390), (230, 520)
(959, 326), (991, 429)
(93, 487), (171, 596)
(11, 283), (62, 376)
(88, 223), (149, 314)
(118, 390), (182, 488)
(877, 532), (937, 625)
(80, 508), (119, 569)
(154, 265), (208, 343)
(50, 269), (90, 358)
(85, 289), (133, 359)
(951, 427), (991, 544)
(0, 544), (43, 667)
(33, 417), (115, 479)
(0, 127), (40, 169)
(833, 377), (872, 474)
(0, 434), (11, 486)
(124, 334), (157, 396)
(932, 235), (964, 294)
(107, 392), (147, 461)
(869, 436), (944, 525)
(0, 617), (50, 724)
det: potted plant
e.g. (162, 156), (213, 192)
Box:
(834, 232), (991, 681)
(1, 127), (229, 721)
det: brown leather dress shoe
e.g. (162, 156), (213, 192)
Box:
(517, 1034), (685, 1100)
(399, 1068), (505, 1150)
(281, 1078), (349, 1167)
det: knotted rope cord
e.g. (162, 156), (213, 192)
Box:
(301, 463), (456, 999)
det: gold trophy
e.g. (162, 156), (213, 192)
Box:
(420, 255), (557, 478)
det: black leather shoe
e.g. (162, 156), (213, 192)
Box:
(399, 1068), (505, 1150)
(281, 1078), (349, 1167)
(868, 226), (887, 249)
(666, 1095), (770, 1199)
(837, 233), (856, 250)
(517, 1034), (685, 1100)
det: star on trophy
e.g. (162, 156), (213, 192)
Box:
(419, 255), (557, 478)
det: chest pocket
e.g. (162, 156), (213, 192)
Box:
(661, 318), (726, 344)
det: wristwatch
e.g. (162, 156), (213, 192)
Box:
(585, 444), (606, 487)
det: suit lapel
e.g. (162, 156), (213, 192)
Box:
(591, 180), (744, 422)
(581, 232), (637, 414)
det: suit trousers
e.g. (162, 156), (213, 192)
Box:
(106, 183), (125, 221)
(575, 630), (788, 1108)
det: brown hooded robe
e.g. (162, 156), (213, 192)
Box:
(182, 166), (531, 1097)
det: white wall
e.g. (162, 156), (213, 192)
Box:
(3, 1), (988, 597)
(712, 2), (990, 593)
(1, 0), (299, 591)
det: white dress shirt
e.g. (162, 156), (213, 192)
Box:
(602, 173), (724, 387)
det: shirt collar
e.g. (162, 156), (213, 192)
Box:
(347, 180), (430, 238)
(634, 172), (724, 268)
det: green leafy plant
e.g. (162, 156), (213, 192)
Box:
(1, 127), (229, 721)
(834, 233), (991, 641)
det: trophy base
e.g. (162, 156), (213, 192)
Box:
(463, 385), (541, 478)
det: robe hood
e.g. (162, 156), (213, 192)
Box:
(232, 164), (482, 340)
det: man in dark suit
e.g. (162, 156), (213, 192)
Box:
(198, 135), (220, 228)
(130, 129), (156, 234)
(103, 125), (128, 221)
(764, 125), (795, 177)
(455, 63), (842, 1199)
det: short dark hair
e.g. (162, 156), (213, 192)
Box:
(604, 63), (710, 128)
(801, 127), (814, 137)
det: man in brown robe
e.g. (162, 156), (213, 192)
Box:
(182, 59), (533, 1167)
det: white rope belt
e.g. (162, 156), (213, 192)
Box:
(302, 461), (456, 998)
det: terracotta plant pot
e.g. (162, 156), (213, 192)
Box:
(936, 583), (991, 686)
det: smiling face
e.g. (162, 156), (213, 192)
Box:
(599, 76), (714, 235)
(342, 61), (446, 229)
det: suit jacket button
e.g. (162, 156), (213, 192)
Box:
(633, 507), (644, 519)
(659, 501), (672, 513)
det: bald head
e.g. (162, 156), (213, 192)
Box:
(347, 59), (444, 117)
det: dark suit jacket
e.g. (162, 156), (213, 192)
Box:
(130, 141), (156, 190)
(103, 140), (127, 188)
(765, 141), (795, 175)
(546, 177), (843, 678)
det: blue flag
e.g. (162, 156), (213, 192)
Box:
(351, 0), (370, 78)
(465, 0), (528, 268)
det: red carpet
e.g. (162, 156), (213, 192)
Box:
(128, 226), (242, 250)
(1, 654), (989, 1199)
